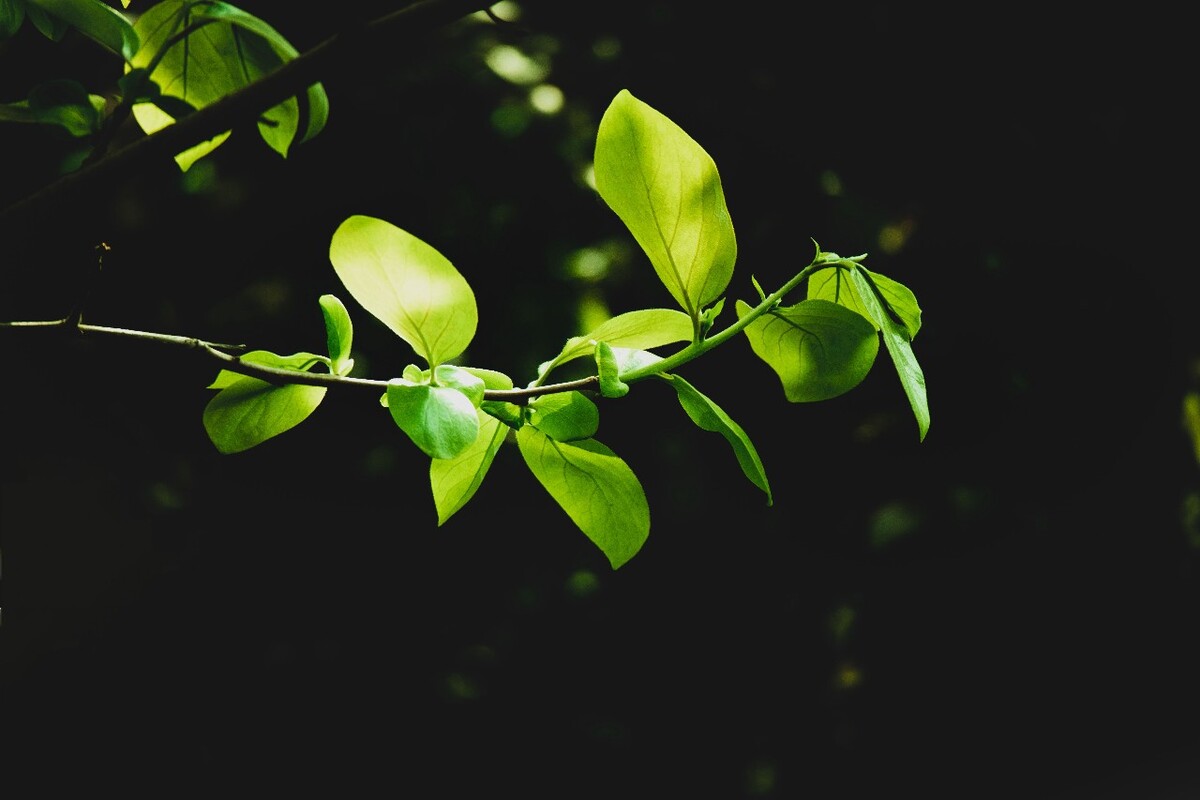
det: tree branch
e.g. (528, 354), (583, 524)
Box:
(0, 316), (600, 402)
(0, 0), (497, 236)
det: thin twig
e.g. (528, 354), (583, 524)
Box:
(0, 316), (599, 401)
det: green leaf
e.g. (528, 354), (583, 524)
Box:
(0, 79), (106, 137)
(809, 264), (923, 339)
(206, 349), (326, 389)
(517, 426), (650, 570)
(660, 373), (772, 505)
(386, 379), (481, 460)
(203, 378), (326, 454)
(1, 0), (25, 39)
(845, 266), (930, 441)
(318, 294), (354, 376)
(431, 411), (507, 525)
(735, 298), (879, 403)
(128, 0), (327, 169)
(537, 307), (692, 380)
(594, 89), (737, 320)
(26, 4), (67, 40)
(458, 366), (513, 390)
(595, 341), (630, 398)
(527, 391), (599, 442)
(191, 1), (328, 144)
(28, 0), (139, 59)
(329, 215), (478, 367)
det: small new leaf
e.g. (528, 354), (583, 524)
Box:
(595, 341), (630, 398)
(319, 294), (354, 376)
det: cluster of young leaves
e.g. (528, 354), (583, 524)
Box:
(0, 0), (327, 168)
(203, 89), (930, 569)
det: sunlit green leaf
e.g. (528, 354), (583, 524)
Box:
(517, 425), (649, 569)
(203, 378), (326, 454)
(386, 379), (480, 460)
(318, 294), (354, 375)
(527, 391), (598, 442)
(431, 411), (507, 525)
(736, 298), (879, 402)
(538, 307), (692, 380)
(458, 367), (514, 390)
(845, 266), (930, 441)
(809, 264), (922, 339)
(129, 0), (326, 169)
(28, 0), (138, 59)
(329, 215), (478, 367)
(594, 89), (736, 319)
(660, 373), (771, 504)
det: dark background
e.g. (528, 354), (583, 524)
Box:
(2, 2), (1197, 797)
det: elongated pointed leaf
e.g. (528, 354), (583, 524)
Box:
(736, 298), (879, 402)
(387, 379), (480, 460)
(538, 307), (692, 380)
(845, 267), (930, 440)
(330, 215), (477, 367)
(203, 378), (326, 454)
(594, 89), (736, 318)
(517, 426), (649, 569)
(431, 411), (507, 525)
(28, 0), (138, 59)
(660, 373), (771, 504)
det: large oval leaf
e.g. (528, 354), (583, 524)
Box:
(330, 215), (478, 367)
(594, 89), (736, 318)
(736, 298), (879, 402)
(517, 426), (649, 570)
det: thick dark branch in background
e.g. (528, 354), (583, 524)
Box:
(0, 0), (495, 237)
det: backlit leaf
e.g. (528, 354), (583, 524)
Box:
(329, 215), (477, 367)
(736, 298), (879, 402)
(594, 89), (736, 319)
(517, 426), (649, 569)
